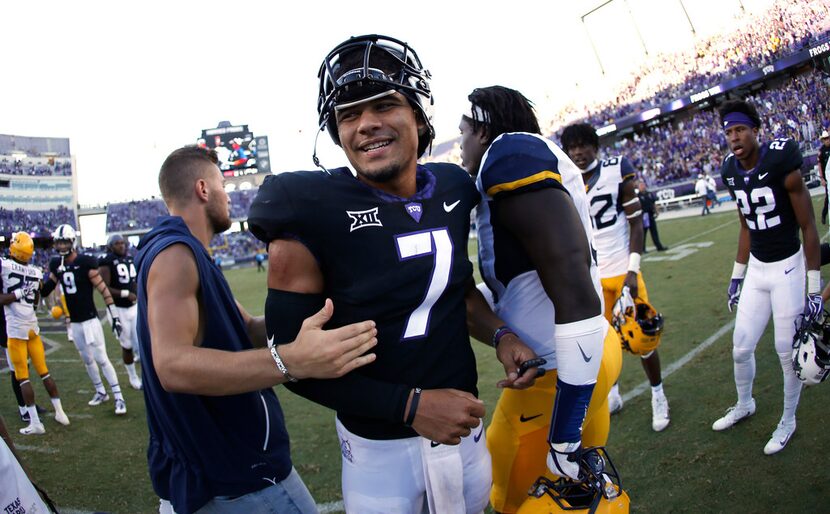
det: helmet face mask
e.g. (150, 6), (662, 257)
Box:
(614, 298), (664, 355)
(52, 224), (76, 256)
(10, 232), (34, 263)
(792, 313), (830, 386)
(317, 34), (435, 158)
(518, 447), (630, 514)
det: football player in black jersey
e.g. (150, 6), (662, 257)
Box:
(40, 225), (128, 415)
(99, 234), (142, 390)
(249, 35), (539, 513)
(714, 99), (821, 455)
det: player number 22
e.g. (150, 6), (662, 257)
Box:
(395, 228), (453, 340)
(734, 187), (780, 230)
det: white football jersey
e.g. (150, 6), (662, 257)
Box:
(0, 257), (42, 339)
(584, 156), (636, 278)
(474, 132), (603, 369)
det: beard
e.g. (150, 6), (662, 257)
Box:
(356, 162), (404, 184)
(207, 200), (232, 235)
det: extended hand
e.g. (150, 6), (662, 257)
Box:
(279, 299), (377, 380)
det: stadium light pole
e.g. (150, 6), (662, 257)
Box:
(581, 15), (606, 76)
(678, 0), (696, 35)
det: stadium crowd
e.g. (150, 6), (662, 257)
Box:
(0, 156), (72, 176)
(0, 207), (75, 237)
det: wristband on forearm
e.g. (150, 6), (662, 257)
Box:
(270, 345), (298, 382)
(404, 387), (422, 426)
(731, 262), (747, 279)
(492, 326), (515, 348)
(808, 270), (821, 295)
(627, 253), (641, 274)
(120, 289), (130, 298)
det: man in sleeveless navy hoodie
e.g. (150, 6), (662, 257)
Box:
(136, 145), (378, 514)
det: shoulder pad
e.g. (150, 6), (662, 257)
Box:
(480, 133), (564, 198)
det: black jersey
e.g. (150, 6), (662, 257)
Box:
(249, 163), (479, 439)
(49, 254), (100, 322)
(99, 252), (137, 308)
(721, 138), (804, 262)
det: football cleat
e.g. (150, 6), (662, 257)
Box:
(791, 312), (830, 386)
(651, 395), (670, 432)
(55, 410), (70, 426)
(9, 232), (35, 263)
(115, 399), (127, 415)
(613, 298), (664, 356)
(763, 420), (796, 455)
(88, 391), (110, 406)
(712, 399), (756, 431)
(518, 447), (630, 513)
(317, 34), (434, 158)
(19, 423), (46, 436)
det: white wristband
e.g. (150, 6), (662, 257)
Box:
(731, 262), (747, 280)
(120, 289), (130, 298)
(627, 253), (641, 274)
(807, 270), (821, 295)
(270, 345), (298, 382)
(13, 289), (24, 300)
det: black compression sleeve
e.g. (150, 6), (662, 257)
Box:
(821, 243), (830, 267)
(266, 288), (410, 423)
(40, 278), (57, 298)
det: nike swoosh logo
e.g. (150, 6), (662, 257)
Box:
(519, 413), (543, 423)
(596, 185), (605, 191)
(443, 200), (461, 212)
(758, 172), (768, 180)
(430, 441), (441, 448)
(474, 425), (484, 443)
(785, 267), (795, 274)
(576, 341), (593, 362)
(267, 334), (275, 347)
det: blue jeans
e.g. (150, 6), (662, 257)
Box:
(160, 468), (319, 514)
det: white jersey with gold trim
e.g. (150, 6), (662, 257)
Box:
(584, 156), (636, 278)
(474, 132), (603, 369)
(0, 257), (42, 339)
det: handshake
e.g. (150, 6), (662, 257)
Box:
(13, 281), (39, 302)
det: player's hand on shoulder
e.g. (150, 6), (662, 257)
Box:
(280, 298), (377, 380)
(410, 388), (485, 445)
(495, 333), (544, 389)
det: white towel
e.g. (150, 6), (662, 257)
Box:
(421, 437), (466, 514)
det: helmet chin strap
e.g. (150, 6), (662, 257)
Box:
(312, 116), (331, 176)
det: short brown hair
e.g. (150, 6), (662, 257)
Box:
(158, 146), (219, 206)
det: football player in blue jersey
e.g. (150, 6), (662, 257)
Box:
(561, 123), (669, 432)
(715, 99), (821, 455)
(248, 35), (539, 514)
(459, 86), (627, 514)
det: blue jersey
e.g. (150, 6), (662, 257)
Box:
(721, 138), (804, 262)
(248, 163), (480, 439)
(136, 216), (291, 514)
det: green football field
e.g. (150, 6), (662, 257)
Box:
(3, 196), (830, 513)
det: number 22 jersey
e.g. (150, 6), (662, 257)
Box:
(721, 138), (803, 262)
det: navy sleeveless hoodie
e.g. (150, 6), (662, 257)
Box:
(136, 216), (291, 513)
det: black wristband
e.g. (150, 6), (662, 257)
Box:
(492, 326), (515, 348)
(404, 387), (422, 427)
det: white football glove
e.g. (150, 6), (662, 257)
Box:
(612, 286), (635, 328)
(547, 441), (581, 481)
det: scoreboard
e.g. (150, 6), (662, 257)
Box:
(198, 124), (270, 177)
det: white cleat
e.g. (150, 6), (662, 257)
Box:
(764, 420), (796, 455)
(608, 390), (624, 415)
(88, 391), (110, 406)
(19, 423), (46, 436)
(712, 399), (756, 431)
(54, 410), (70, 426)
(115, 399), (127, 416)
(129, 375), (143, 390)
(651, 395), (670, 432)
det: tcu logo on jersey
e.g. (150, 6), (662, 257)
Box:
(347, 207), (383, 232)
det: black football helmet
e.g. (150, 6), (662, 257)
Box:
(517, 447), (630, 514)
(316, 34), (435, 158)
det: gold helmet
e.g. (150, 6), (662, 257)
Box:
(614, 298), (664, 356)
(10, 232), (34, 263)
(517, 447), (630, 514)
(51, 305), (65, 319)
